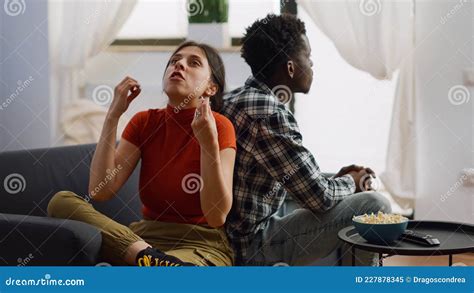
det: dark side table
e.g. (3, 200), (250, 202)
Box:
(338, 221), (474, 266)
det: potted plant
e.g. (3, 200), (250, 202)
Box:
(187, 0), (230, 48)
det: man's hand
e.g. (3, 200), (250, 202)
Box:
(334, 164), (376, 193)
(333, 164), (368, 178)
(348, 169), (376, 193)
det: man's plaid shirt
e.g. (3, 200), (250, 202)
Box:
(222, 76), (356, 263)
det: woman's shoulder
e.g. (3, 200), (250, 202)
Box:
(212, 111), (235, 130)
(212, 111), (236, 149)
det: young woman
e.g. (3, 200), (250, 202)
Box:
(47, 41), (236, 266)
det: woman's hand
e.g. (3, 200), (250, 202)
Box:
(108, 76), (141, 119)
(191, 98), (218, 150)
(193, 97), (235, 227)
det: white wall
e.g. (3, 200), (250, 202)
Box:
(0, 0), (50, 152)
(83, 48), (251, 122)
(414, 0), (473, 223)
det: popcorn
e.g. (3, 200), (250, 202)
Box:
(353, 211), (408, 224)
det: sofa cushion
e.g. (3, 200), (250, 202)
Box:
(0, 213), (101, 265)
(0, 143), (142, 226)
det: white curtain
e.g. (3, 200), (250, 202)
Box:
(60, 99), (130, 145)
(298, 0), (416, 203)
(48, 0), (137, 143)
(382, 52), (416, 204)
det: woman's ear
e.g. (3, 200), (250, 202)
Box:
(287, 60), (295, 79)
(204, 82), (218, 97)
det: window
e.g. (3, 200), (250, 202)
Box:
(295, 7), (398, 173)
(116, 0), (188, 39)
(115, 0), (281, 42)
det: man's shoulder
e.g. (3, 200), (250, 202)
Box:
(223, 84), (285, 119)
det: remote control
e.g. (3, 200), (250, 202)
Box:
(400, 230), (440, 246)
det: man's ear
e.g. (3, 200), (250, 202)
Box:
(287, 60), (295, 79)
(204, 82), (218, 97)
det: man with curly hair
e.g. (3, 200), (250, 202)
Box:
(222, 14), (392, 266)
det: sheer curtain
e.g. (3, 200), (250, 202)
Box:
(298, 0), (416, 205)
(48, 0), (137, 143)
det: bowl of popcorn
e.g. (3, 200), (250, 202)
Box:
(352, 212), (409, 245)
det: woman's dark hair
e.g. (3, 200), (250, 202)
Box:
(241, 13), (306, 81)
(164, 41), (226, 112)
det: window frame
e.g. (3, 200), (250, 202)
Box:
(110, 37), (243, 48)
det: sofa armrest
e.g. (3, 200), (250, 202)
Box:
(0, 213), (102, 266)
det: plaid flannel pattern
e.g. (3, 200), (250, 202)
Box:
(222, 76), (356, 262)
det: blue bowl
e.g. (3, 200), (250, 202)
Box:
(352, 216), (408, 245)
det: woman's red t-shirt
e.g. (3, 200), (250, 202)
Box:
(121, 104), (236, 225)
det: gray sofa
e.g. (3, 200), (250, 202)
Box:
(0, 143), (339, 266)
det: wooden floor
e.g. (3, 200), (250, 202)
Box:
(384, 253), (474, 266)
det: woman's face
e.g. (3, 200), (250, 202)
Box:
(163, 46), (215, 102)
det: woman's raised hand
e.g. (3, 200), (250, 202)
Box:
(191, 98), (218, 150)
(108, 76), (141, 119)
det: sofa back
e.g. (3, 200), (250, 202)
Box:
(0, 143), (142, 225)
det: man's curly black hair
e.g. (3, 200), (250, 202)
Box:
(241, 13), (307, 80)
